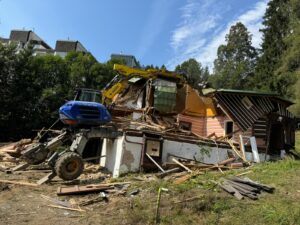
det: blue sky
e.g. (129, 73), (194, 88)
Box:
(0, 0), (269, 70)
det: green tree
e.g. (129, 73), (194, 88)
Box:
(254, 0), (290, 93)
(211, 22), (257, 89)
(275, 0), (300, 115)
(175, 58), (208, 88)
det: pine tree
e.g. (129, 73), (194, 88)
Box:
(212, 22), (257, 89)
(254, 0), (290, 92)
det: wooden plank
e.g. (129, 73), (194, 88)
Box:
(171, 158), (192, 173)
(0, 179), (38, 187)
(145, 153), (165, 172)
(47, 204), (85, 212)
(217, 157), (236, 165)
(219, 181), (243, 200)
(57, 185), (114, 195)
(156, 167), (181, 178)
(57, 182), (130, 195)
(239, 135), (246, 160)
(173, 171), (204, 184)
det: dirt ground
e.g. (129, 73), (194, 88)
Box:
(1, 157), (300, 225)
(0, 165), (149, 225)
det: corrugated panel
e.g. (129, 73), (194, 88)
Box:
(253, 117), (267, 138)
(215, 93), (275, 131)
(277, 103), (294, 118)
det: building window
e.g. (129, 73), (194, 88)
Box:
(179, 121), (192, 131)
(241, 96), (253, 109)
(225, 121), (234, 138)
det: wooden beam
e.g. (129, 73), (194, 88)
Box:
(145, 153), (165, 172)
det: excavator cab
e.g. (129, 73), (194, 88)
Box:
(59, 88), (111, 126)
(74, 88), (101, 103)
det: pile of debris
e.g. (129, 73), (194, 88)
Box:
(217, 176), (275, 200)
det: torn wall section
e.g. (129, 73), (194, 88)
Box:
(100, 133), (231, 178)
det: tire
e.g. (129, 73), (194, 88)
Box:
(55, 152), (84, 181)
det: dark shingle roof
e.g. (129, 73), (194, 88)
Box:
(10, 30), (31, 43)
(55, 40), (87, 52)
(9, 30), (51, 49)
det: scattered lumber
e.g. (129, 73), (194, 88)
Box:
(0, 179), (39, 187)
(57, 182), (131, 195)
(173, 171), (204, 184)
(145, 153), (165, 172)
(217, 157), (236, 166)
(156, 167), (181, 178)
(226, 138), (247, 162)
(79, 193), (108, 206)
(47, 204), (85, 212)
(217, 176), (274, 200)
(41, 194), (74, 208)
(171, 157), (192, 173)
(0, 139), (33, 156)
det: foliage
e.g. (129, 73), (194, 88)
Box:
(254, 0), (290, 94)
(210, 22), (257, 89)
(0, 44), (116, 141)
(175, 58), (210, 88)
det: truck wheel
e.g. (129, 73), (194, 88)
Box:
(55, 152), (84, 180)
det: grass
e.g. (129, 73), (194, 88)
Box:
(121, 131), (300, 225)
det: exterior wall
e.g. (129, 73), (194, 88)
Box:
(178, 114), (205, 136)
(205, 116), (226, 137)
(178, 114), (267, 148)
(119, 136), (143, 175)
(102, 134), (232, 177)
(100, 136), (125, 177)
(161, 140), (229, 164)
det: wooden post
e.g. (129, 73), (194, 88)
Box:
(155, 187), (168, 224)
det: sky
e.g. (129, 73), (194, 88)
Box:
(0, 0), (269, 70)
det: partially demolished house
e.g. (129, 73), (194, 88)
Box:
(99, 68), (296, 177)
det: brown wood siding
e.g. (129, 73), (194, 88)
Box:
(178, 114), (206, 136)
(206, 116), (226, 137)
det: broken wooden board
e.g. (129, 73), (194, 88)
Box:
(173, 171), (204, 184)
(57, 182), (130, 195)
(156, 167), (181, 178)
(57, 185), (114, 195)
(0, 179), (38, 187)
(218, 181), (244, 200)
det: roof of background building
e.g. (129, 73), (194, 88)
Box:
(111, 54), (139, 68)
(9, 29), (51, 49)
(55, 40), (87, 53)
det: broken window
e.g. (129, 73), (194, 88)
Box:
(179, 121), (192, 131)
(145, 140), (161, 157)
(225, 121), (234, 138)
(241, 96), (253, 109)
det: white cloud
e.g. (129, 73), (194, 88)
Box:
(167, 0), (269, 71)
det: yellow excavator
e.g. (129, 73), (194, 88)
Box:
(101, 64), (185, 105)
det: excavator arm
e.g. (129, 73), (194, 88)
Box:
(101, 64), (185, 105)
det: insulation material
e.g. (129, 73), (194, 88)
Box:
(114, 85), (144, 110)
(153, 79), (177, 113)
